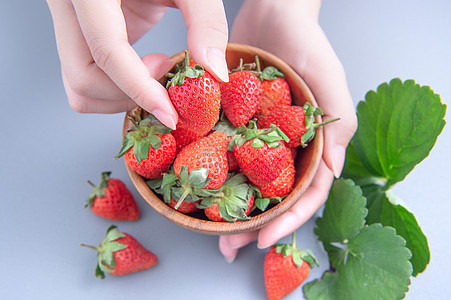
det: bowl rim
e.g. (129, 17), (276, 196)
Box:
(122, 43), (323, 235)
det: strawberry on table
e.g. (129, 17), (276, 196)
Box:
(220, 59), (262, 127)
(254, 65), (292, 119)
(232, 121), (290, 187)
(174, 131), (229, 190)
(167, 51), (221, 136)
(264, 231), (318, 300)
(80, 225), (158, 279)
(116, 113), (176, 179)
(85, 171), (139, 221)
(258, 103), (339, 148)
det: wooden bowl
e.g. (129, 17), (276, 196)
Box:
(122, 43), (323, 235)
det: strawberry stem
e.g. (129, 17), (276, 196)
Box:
(312, 117), (341, 129)
(174, 187), (192, 210)
(79, 243), (100, 252)
(292, 231), (297, 249)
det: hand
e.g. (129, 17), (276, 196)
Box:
(46, 0), (229, 128)
(219, 0), (358, 262)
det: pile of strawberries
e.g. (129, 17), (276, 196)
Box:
(116, 51), (333, 222)
(81, 50), (325, 298)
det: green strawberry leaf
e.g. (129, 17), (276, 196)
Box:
(188, 168), (210, 186)
(306, 224), (412, 300)
(351, 78), (446, 189)
(255, 197), (270, 211)
(251, 138), (265, 148)
(315, 179), (367, 244)
(362, 185), (430, 277)
(260, 66), (284, 80)
(308, 179), (413, 300)
(133, 139), (150, 164)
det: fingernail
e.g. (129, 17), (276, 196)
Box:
(206, 48), (229, 82)
(332, 145), (346, 178)
(151, 109), (177, 130)
(224, 255), (236, 264)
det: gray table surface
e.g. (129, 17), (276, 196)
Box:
(1, 1), (450, 299)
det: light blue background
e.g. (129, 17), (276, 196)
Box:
(1, 1), (450, 299)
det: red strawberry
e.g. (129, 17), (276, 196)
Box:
(170, 121), (206, 154)
(167, 51), (221, 136)
(211, 118), (241, 172)
(168, 198), (199, 213)
(80, 225), (158, 279)
(199, 173), (255, 222)
(220, 61), (262, 127)
(254, 66), (291, 119)
(259, 149), (295, 198)
(116, 113), (176, 179)
(258, 103), (339, 148)
(264, 232), (318, 300)
(174, 131), (229, 190)
(233, 122), (289, 187)
(85, 171), (139, 221)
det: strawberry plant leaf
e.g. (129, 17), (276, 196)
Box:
(315, 179), (367, 244)
(352, 78), (446, 189)
(255, 197), (270, 211)
(306, 224), (413, 300)
(363, 185), (430, 277)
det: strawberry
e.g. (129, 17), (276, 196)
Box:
(80, 225), (158, 279)
(211, 117), (241, 172)
(258, 103), (339, 148)
(258, 148), (295, 198)
(220, 59), (262, 127)
(167, 51), (221, 136)
(254, 66), (291, 119)
(170, 121), (206, 154)
(232, 122), (290, 187)
(116, 113), (176, 179)
(85, 171), (139, 221)
(174, 131), (228, 190)
(264, 232), (318, 300)
(147, 166), (212, 211)
(199, 173), (255, 222)
(168, 197), (199, 214)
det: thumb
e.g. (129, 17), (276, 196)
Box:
(175, 0), (229, 82)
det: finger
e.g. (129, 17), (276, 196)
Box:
(256, 161), (334, 249)
(218, 231), (258, 262)
(62, 72), (137, 113)
(47, 0), (133, 101)
(174, 0), (229, 82)
(71, 0), (178, 128)
(218, 236), (239, 263)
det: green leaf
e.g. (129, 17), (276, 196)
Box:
(188, 168), (209, 186)
(261, 66), (284, 80)
(306, 224), (412, 300)
(315, 179), (367, 244)
(255, 197), (270, 211)
(353, 78), (446, 188)
(303, 272), (341, 300)
(148, 134), (162, 150)
(251, 138), (265, 148)
(364, 186), (430, 277)
(342, 141), (380, 186)
(133, 139), (150, 164)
